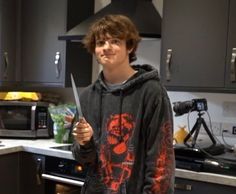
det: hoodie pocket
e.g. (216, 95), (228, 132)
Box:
(84, 176), (105, 194)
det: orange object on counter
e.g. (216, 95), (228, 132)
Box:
(174, 125), (190, 144)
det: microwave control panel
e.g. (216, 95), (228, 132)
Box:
(36, 107), (49, 129)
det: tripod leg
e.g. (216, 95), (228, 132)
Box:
(184, 118), (202, 147)
(192, 120), (202, 146)
(202, 119), (216, 145)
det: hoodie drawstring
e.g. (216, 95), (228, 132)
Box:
(119, 89), (124, 141)
(98, 88), (103, 142)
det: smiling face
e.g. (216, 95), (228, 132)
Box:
(94, 35), (131, 69)
(82, 15), (141, 64)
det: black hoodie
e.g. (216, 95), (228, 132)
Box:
(72, 64), (175, 194)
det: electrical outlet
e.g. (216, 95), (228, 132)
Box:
(200, 121), (221, 136)
(221, 123), (236, 137)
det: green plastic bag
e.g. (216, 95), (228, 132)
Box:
(48, 104), (76, 143)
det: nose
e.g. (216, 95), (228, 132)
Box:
(103, 40), (112, 49)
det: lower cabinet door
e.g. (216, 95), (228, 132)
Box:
(0, 153), (19, 194)
(175, 178), (236, 194)
(19, 152), (45, 194)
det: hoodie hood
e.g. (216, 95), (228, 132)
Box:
(58, 0), (162, 41)
(94, 64), (160, 92)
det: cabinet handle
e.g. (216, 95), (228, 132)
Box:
(55, 51), (61, 79)
(174, 183), (192, 191)
(36, 158), (43, 185)
(3, 52), (9, 79)
(230, 48), (236, 82)
(166, 49), (172, 81)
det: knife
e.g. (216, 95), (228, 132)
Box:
(71, 74), (84, 119)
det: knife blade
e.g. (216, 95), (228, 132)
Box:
(70, 73), (84, 119)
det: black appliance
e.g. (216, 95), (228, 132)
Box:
(175, 145), (236, 177)
(42, 155), (87, 194)
(58, 0), (162, 41)
(0, 101), (53, 138)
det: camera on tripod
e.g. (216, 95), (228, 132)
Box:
(173, 98), (216, 148)
(173, 98), (225, 155)
(173, 98), (208, 116)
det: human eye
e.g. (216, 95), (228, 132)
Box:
(96, 40), (105, 47)
(110, 38), (121, 45)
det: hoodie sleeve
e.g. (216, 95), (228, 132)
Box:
(142, 89), (175, 194)
(72, 139), (97, 166)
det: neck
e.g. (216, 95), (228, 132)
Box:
(103, 63), (136, 84)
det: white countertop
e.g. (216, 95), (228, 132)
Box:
(0, 138), (74, 160)
(0, 139), (236, 187)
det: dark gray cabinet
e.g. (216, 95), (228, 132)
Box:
(20, 0), (93, 87)
(19, 152), (45, 194)
(225, 0), (236, 89)
(175, 177), (236, 194)
(0, 152), (45, 194)
(0, 0), (93, 88)
(20, 0), (67, 86)
(161, 0), (236, 92)
(0, 0), (19, 86)
(0, 153), (19, 194)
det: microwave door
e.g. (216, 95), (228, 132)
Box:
(0, 107), (32, 130)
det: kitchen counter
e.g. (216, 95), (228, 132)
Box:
(0, 138), (74, 160)
(0, 139), (236, 187)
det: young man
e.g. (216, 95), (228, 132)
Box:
(72, 14), (175, 194)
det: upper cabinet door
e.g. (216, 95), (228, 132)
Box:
(20, 0), (94, 87)
(0, 0), (18, 85)
(20, 0), (67, 85)
(160, 0), (229, 89)
(225, 0), (236, 89)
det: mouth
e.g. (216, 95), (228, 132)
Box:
(102, 53), (114, 58)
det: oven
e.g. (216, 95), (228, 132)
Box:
(41, 155), (86, 194)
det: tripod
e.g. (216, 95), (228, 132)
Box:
(184, 112), (216, 148)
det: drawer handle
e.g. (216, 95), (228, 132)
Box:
(3, 52), (9, 79)
(230, 48), (236, 82)
(36, 158), (42, 185)
(42, 173), (84, 187)
(166, 49), (172, 81)
(174, 183), (192, 191)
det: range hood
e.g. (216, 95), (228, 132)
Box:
(58, 0), (162, 41)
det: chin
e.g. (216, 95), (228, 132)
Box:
(101, 60), (113, 66)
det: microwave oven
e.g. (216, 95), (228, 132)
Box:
(0, 101), (53, 138)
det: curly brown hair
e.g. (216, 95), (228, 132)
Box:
(82, 14), (141, 63)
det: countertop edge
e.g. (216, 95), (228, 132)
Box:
(175, 168), (236, 187)
(22, 145), (74, 160)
